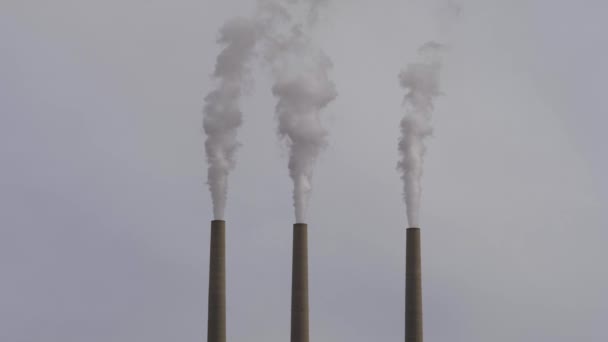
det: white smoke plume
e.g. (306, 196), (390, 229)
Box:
(203, 18), (258, 220)
(398, 42), (444, 228)
(398, 1), (461, 227)
(259, 0), (337, 223)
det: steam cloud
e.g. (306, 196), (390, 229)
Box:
(260, 1), (337, 223)
(398, 1), (460, 227)
(203, 18), (258, 220)
(398, 42), (444, 228)
(203, 1), (335, 222)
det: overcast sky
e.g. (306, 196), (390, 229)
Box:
(1, 0), (607, 341)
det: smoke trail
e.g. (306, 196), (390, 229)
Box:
(272, 40), (336, 224)
(203, 18), (258, 220)
(259, 0), (337, 223)
(398, 1), (461, 227)
(398, 42), (443, 227)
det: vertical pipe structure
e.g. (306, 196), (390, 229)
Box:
(405, 227), (423, 342)
(208, 220), (226, 342)
(291, 223), (309, 342)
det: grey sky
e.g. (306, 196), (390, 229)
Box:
(1, 1), (607, 341)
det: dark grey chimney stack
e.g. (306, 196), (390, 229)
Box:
(405, 227), (422, 342)
(208, 220), (226, 342)
(291, 223), (309, 342)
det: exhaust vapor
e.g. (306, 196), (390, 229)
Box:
(398, 42), (444, 228)
(260, 0), (337, 223)
(398, 0), (461, 227)
(203, 18), (258, 220)
(203, 1), (335, 223)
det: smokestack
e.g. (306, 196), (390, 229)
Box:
(405, 227), (422, 342)
(208, 220), (226, 342)
(291, 223), (309, 342)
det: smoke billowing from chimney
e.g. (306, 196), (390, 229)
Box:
(398, 41), (443, 228)
(398, 0), (461, 227)
(203, 18), (258, 220)
(272, 44), (337, 223)
(260, 0), (337, 223)
(204, 1), (335, 223)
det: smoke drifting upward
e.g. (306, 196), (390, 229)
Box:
(272, 47), (336, 223)
(261, 1), (337, 223)
(397, 0), (461, 227)
(203, 18), (258, 220)
(202, 1), (334, 222)
(398, 42), (444, 228)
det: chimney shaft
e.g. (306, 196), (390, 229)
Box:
(405, 227), (422, 342)
(291, 223), (309, 342)
(208, 220), (226, 342)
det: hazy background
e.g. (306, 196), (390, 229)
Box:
(1, 0), (607, 341)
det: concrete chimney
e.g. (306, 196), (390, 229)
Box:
(208, 220), (226, 342)
(405, 227), (422, 342)
(291, 223), (309, 342)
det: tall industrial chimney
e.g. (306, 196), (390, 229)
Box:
(291, 223), (309, 342)
(208, 220), (226, 342)
(405, 227), (422, 342)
